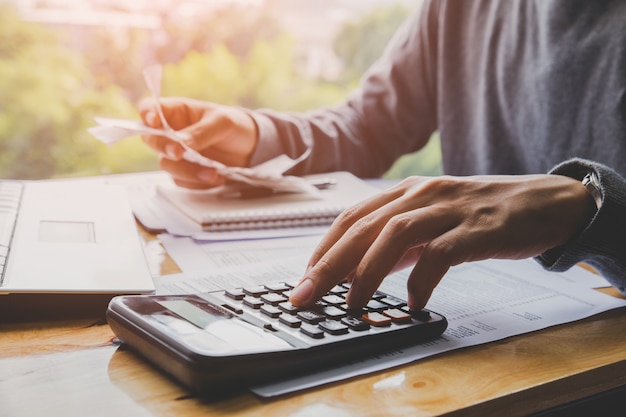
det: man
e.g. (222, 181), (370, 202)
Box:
(139, 0), (626, 311)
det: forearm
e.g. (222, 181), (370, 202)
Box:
(536, 158), (626, 294)
(247, 3), (438, 177)
(248, 105), (417, 177)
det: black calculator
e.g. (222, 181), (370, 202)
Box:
(106, 280), (448, 395)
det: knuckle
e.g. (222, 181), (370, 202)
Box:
(311, 257), (338, 287)
(309, 243), (329, 264)
(395, 176), (457, 202)
(424, 239), (455, 262)
(333, 204), (361, 229)
(384, 214), (413, 235)
(315, 258), (333, 276)
(421, 176), (458, 194)
(350, 213), (377, 236)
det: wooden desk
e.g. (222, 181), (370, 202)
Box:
(2, 227), (626, 417)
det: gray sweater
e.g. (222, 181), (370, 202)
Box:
(248, 0), (626, 293)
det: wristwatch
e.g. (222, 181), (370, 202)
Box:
(582, 171), (602, 209)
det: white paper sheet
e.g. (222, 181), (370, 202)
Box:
(155, 234), (626, 397)
(153, 234), (317, 293)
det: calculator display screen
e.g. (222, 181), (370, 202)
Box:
(152, 298), (292, 355)
(158, 299), (225, 329)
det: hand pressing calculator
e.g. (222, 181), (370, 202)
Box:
(106, 280), (448, 395)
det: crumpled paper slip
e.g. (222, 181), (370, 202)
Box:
(88, 65), (319, 196)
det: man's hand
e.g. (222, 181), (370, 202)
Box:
(290, 174), (596, 310)
(138, 96), (258, 189)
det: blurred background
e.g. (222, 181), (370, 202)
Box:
(0, 0), (442, 181)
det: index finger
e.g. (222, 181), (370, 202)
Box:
(306, 184), (405, 269)
(289, 187), (405, 307)
(141, 133), (185, 160)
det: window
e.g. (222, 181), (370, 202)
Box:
(1, 0), (439, 180)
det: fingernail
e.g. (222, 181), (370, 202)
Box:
(146, 111), (157, 126)
(176, 131), (192, 142)
(290, 278), (314, 306)
(165, 143), (179, 159)
(346, 281), (362, 307)
(197, 169), (217, 183)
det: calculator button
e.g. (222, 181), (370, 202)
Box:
(329, 285), (348, 295)
(318, 320), (349, 336)
(279, 314), (302, 328)
(341, 316), (370, 331)
(322, 306), (346, 320)
(221, 303), (243, 315)
(362, 312), (392, 327)
(243, 296), (264, 309)
(300, 323), (325, 339)
(278, 314), (302, 328)
(264, 283), (290, 293)
(225, 288), (245, 300)
(380, 296), (406, 308)
(365, 300), (388, 311)
(278, 301), (300, 315)
(260, 305), (282, 318)
(410, 309), (432, 322)
(382, 308), (412, 323)
(243, 286), (269, 297)
(372, 291), (386, 300)
(344, 307), (365, 317)
(260, 293), (287, 306)
(297, 310), (326, 324)
(313, 300), (327, 309)
(263, 323), (277, 332)
(321, 295), (345, 305)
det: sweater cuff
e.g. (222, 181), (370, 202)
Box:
(535, 158), (626, 294)
(246, 111), (285, 168)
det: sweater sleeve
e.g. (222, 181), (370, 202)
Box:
(536, 158), (626, 294)
(246, 1), (440, 177)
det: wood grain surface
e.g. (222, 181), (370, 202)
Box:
(2, 227), (625, 417)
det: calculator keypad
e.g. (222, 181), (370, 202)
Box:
(211, 281), (433, 343)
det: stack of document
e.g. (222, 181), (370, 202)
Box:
(129, 171), (380, 240)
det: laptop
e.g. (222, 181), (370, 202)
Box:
(0, 178), (155, 319)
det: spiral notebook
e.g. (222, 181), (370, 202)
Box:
(155, 172), (380, 232)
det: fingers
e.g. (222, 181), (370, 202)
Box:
(138, 97), (189, 159)
(289, 211), (385, 308)
(158, 156), (224, 189)
(137, 97), (162, 128)
(139, 96), (257, 171)
(291, 174), (599, 313)
(405, 232), (462, 310)
(347, 205), (460, 307)
(305, 184), (407, 268)
(289, 186), (409, 307)
(139, 96), (202, 130)
(182, 107), (258, 167)
(405, 226), (485, 310)
(142, 135), (185, 161)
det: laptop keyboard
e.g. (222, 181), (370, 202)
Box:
(0, 181), (23, 285)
